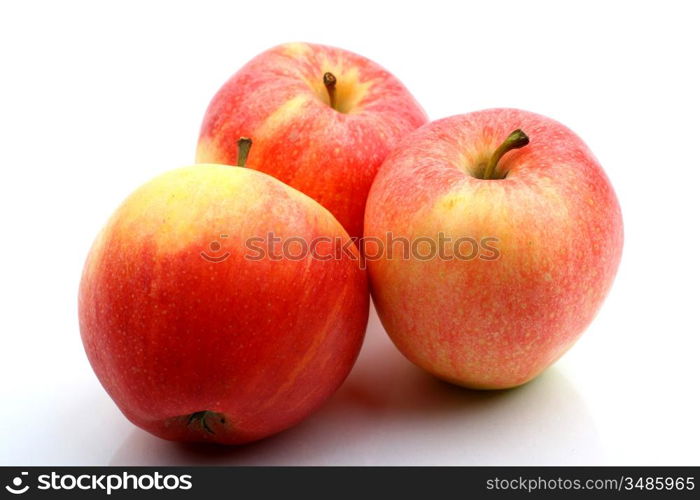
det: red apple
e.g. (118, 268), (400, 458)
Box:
(79, 150), (368, 444)
(364, 109), (623, 389)
(196, 42), (427, 240)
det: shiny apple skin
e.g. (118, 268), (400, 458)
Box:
(364, 109), (623, 389)
(196, 42), (427, 239)
(79, 165), (369, 443)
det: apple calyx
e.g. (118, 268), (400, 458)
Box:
(323, 72), (337, 110)
(236, 137), (253, 167)
(186, 410), (226, 435)
(482, 129), (530, 180)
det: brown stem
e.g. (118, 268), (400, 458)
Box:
(482, 129), (530, 180)
(236, 137), (252, 167)
(323, 72), (337, 110)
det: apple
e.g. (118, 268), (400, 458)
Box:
(196, 42), (427, 240)
(364, 109), (623, 389)
(79, 142), (369, 444)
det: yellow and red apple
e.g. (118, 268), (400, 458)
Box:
(79, 155), (368, 444)
(196, 42), (427, 239)
(364, 109), (623, 389)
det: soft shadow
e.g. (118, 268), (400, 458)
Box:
(109, 306), (602, 465)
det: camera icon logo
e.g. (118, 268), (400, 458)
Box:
(200, 234), (231, 263)
(5, 472), (29, 494)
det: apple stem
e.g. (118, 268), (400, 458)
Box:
(186, 410), (226, 434)
(236, 137), (252, 167)
(187, 411), (215, 434)
(323, 72), (337, 110)
(482, 129), (530, 180)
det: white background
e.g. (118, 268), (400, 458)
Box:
(1, 0), (699, 465)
